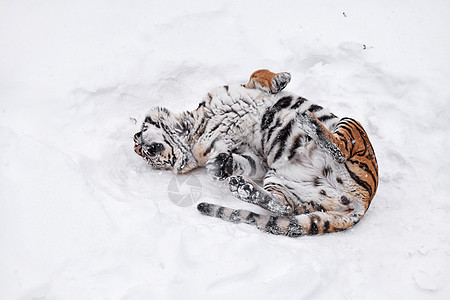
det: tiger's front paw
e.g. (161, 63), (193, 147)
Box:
(206, 152), (234, 180)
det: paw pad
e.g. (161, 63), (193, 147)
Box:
(238, 184), (254, 198)
(228, 176), (257, 202)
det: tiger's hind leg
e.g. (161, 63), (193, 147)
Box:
(296, 111), (378, 201)
(245, 69), (291, 94)
(296, 110), (350, 163)
(228, 175), (296, 216)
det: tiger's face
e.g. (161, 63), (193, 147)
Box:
(133, 107), (197, 174)
(133, 128), (174, 171)
(133, 109), (176, 171)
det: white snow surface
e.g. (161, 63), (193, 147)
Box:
(1, 0), (450, 299)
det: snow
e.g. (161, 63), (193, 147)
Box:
(1, 0), (449, 299)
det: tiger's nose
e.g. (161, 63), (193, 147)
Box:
(134, 144), (143, 156)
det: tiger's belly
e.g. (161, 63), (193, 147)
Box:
(270, 142), (351, 203)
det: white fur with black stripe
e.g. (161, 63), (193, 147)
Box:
(134, 84), (368, 236)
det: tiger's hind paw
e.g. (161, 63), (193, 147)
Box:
(229, 175), (260, 203)
(271, 72), (291, 93)
(297, 111), (346, 163)
(297, 110), (320, 138)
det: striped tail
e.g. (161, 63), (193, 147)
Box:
(197, 202), (363, 237)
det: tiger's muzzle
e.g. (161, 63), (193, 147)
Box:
(134, 132), (144, 157)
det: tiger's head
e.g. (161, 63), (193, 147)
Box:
(134, 107), (197, 174)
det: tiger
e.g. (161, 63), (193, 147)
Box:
(133, 69), (378, 237)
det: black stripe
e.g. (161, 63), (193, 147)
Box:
(263, 182), (286, 189)
(300, 204), (310, 214)
(313, 177), (321, 187)
(335, 118), (352, 128)
(309, 216), (319, 235)
(261, 131), (267, 153)
(345, 164), (373, 196)
(344, 121), (373, 160)
(354, 147), (369, 158)
(334, 227), (346, 232)
(308, 104), (323, 113)
(370, 158), (379, 177)
(344, 118), (365, 133)
(322, 165), (332, 177)
(266, 119), (282, 142)
(265, 216), (282, 235)
(241, 155), (256, 176)
(245, 212), (258, 224)
(344, 119), (367, 138)
(274, 96), (293, 110)
(265, 186), (294, 208)
(334, 131), (349, 152)
(197, 101), (206, 109)
(286, 218), (304, 237)
(334, 131), (346, 139)
(273, 120), (294, 162)
(288, 134), (304, 160)
(339, 124), (355, 140)
(170, 144), (177, 166)
(339, 125), (356, 155)
(224, 85), (229, 92)
(339, 117), (355, 124)
(346, 119), (367, 140)
(203, 138), (217, 157)
(216, 207), (225, 219)
(309, 200), (327, 212)
(349, 122), (372, 151)
(291, 97), (307, 109)
(347, 159), (377, 186)
(134, 131), (142, 143)
(261, 108), (276, 130)
(348, 124), (378, 177)
(317, 204), (327, 212)
(144, 117), (160, 128)
(318, 113), (337, 122)
(193, 116), (208, 138)
(324, 220), (330, 233)
(162, 136), (172, 148)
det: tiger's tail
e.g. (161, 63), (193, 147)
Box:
(197, 202), (363, 237)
